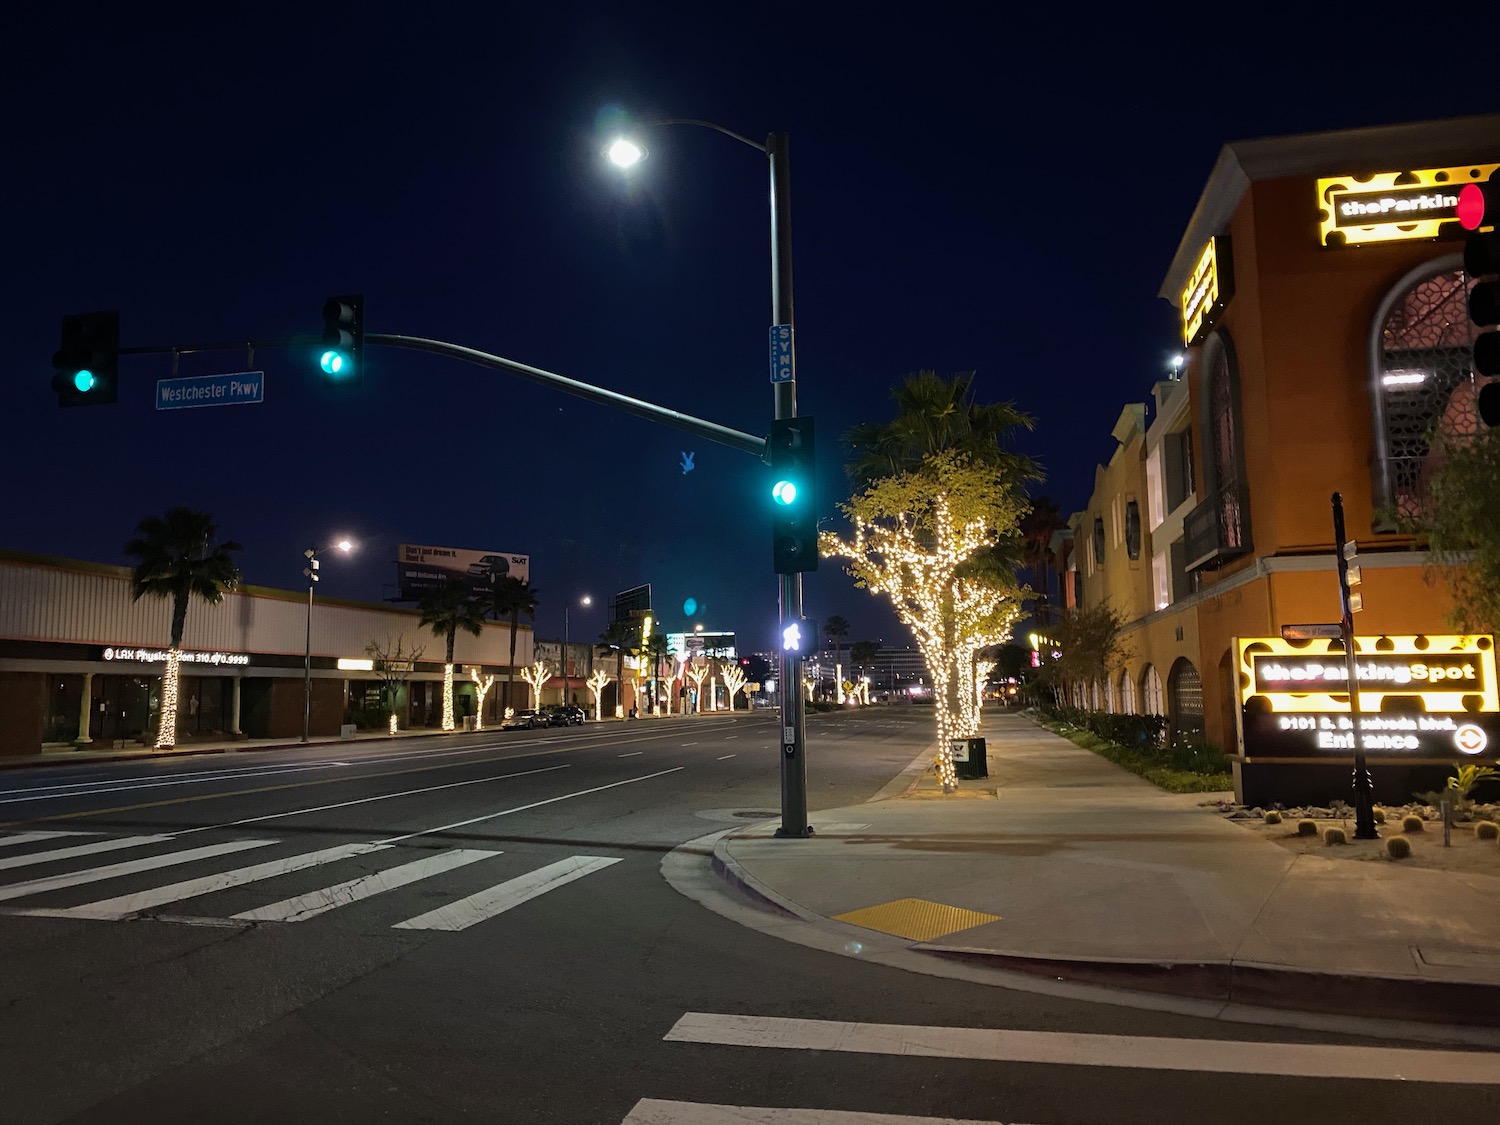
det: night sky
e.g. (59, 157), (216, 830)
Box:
(6, 3), (1497, 652)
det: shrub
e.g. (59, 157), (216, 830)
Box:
(1385, 836), (1412, 859)
(1402, 815), (1426, 833)
(1264, 810), (1282, 825)
(1323, 826), (1348, 846)
(1476, 821), (1500, 841)
(1297, 819), (1318, 837)
(1373, 807), (1386, 824)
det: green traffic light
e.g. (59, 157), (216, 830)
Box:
(320, 350), (348, 377)
(72, 369), (96, 393)
(773, 479), (798, 505)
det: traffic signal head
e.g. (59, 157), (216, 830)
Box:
(768, 415), (818, 574)
(51, 310), (119, 407)
(320, 294), (364, 382)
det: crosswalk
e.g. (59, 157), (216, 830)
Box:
(618, 1010), (1500, 1123)
(0, 829), (620, 931)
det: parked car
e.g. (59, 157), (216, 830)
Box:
(544, 705), (585, 727)
(501, 709), (545, 730)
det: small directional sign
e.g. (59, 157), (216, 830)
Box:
(157, 371), (265, 411)
(1280, 622), (1344, 641)
(769, 324), (793, 383)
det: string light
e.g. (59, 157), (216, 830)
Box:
(520, 659), (555, 709)
(388, 713), (398, 736)
(722, 663), (747, 710)
(441, 662), (456, 731)
(156, 649), (181, 749)
(686, 659), (710, 713)
(587, 669), (611, 720)
(469, 669), (497, 730)
(821, 454), (1026, 793)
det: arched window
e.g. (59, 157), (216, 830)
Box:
(1168, 658), (1204, 742)
(1139, 664), (1164, 716)
(1124, 500), (1141, 561)
(1369, 257), (1478, 524)
(1118, 669), (1136, 714)
(1103, 675), (1116, 713)
(1186, 331), (1250, 569)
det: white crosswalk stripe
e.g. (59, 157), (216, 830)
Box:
(0, 832), (622, 932)
(663, 1013), (1500, 1085)
(0, 831), (93, 851)
(0, 834), (173, 872)
(52, 841), (393, 920)
(0, 839), (273, 905)
(232, 849), (500, 923)
(622, 1101), (1020, 1124)
(394, 855), (621, 931)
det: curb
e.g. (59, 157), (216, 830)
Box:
(0, 735), (403, 772)
(909, 948), (1500, 1030)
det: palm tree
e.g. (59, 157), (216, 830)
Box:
(598, 618), (640, 717)
(124, 508), (241, 749)
(486, 575), (540, 714)
(824, 614), (849, 698)
(1019, 496), (1068, 623)
(642, 632), (670, 714)
(842, 370), (1038, 492)
(418, 576), (487, 731)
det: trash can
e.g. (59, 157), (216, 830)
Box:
(950, 737), (988, 780)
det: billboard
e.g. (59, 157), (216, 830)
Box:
(666, 631), (737, 659)
(397, 543), (529, 602)
(612, 584), (652, 623)
(1235, 635), (1499, 762)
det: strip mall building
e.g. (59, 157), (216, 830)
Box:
(1069, 114), (1499, 805)
(0, 549), (535, 756)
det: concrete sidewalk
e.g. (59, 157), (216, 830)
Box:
(713, 712), (1500, 1030)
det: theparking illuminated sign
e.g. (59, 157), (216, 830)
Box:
(1235, 634), (1498, 761)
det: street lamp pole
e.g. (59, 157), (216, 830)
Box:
(563, 595), (592, 708)
(302, 539), (352, 744)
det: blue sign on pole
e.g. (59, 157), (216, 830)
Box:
(769, 324), (794, 383)
(156, 371), (266, 411)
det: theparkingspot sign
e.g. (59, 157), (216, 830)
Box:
(1235, 634), (1498, 761)
(1316, 164), (1499, 247)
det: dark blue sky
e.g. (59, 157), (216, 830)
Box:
(5, 2), (1495, 650)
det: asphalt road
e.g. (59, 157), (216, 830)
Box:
(0, 708), (1494, 1124)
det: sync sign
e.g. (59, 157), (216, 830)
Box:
(157, 371), (265, 411)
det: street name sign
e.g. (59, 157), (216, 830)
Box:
(1280, 623), (1344, 641)
(157, 371), (265, 411)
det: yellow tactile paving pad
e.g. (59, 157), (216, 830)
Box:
(833, 897), (1000, 942)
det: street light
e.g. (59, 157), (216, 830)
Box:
(302, 538), (353, 744)
(607, 117), (810, 837)
(563, 595), (592, 708)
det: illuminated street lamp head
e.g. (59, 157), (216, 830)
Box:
(335, 539), (353, 553)
(605, 137), (646, 167)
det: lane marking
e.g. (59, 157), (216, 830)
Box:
(0, 831), (92, 850)
(378, 767), (686, 844)
(0, 839), (273, 905)
(53, 841), (392, 921)
(232, 849), (501, 923)
(681, 742), (698, 747)
(716, 754), (736, 761)
(0, 834), (173, 872)
(1, 729), (670, 829)
(621, 1100), (1017, 1125)
(664, 1014), (1500, 1085)
(393, 855), (621, 932)
(173, 764), (570, 838)
(618, 752), (644, 758)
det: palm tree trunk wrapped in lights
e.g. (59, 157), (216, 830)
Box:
(124, 507), (242, 751)
(418, 578), (486, 733)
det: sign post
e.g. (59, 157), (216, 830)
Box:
(1332, 492), (1378, 839)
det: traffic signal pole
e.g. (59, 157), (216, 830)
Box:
(769, 130), (811, 839)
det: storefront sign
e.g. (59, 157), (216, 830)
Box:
(1317, 164), (1500, 247)
(1235, 635), (1498, 760)
(1180, 236), (1234, 345)
(101, 647), (249, 667)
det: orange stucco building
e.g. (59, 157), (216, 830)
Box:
(1071, 114), (1499, 804)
